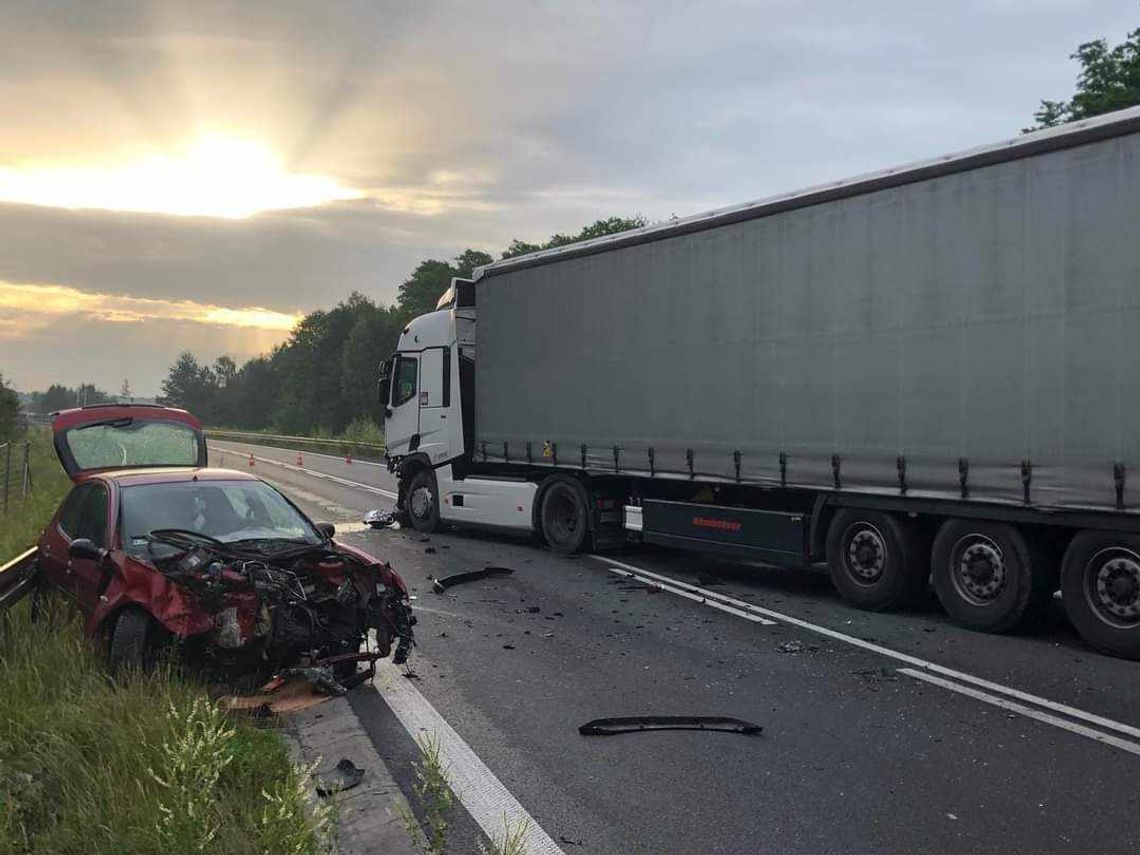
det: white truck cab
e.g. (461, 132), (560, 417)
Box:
(381, 280), (538, 535)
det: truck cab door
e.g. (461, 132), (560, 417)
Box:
(385, 353), (420, 455)
(416, 347), (451, 464)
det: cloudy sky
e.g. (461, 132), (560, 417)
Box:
(0, 0), (1135, 395)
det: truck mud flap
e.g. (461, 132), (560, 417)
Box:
(640, 500), (807, 567)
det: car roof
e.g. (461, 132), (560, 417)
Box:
(78, 467), (262, 487)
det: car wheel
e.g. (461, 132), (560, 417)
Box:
(1061, 530), (1140, 660)
(109, 607), (166, 673)
(539, 477), (590, 554)
(931, 520), (1050, 633)
(825, 508), (925, 610)
(406, 469), (440, 533)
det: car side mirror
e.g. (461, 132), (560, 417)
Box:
(316, 522), (336, 539)
(69, 538), (106, 562)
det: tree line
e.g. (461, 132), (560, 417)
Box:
(159, 217), (647, 435)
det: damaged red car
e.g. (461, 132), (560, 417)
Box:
(36, 404), (414, 681)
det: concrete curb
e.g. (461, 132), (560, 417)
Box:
(288, 695), (421, 855)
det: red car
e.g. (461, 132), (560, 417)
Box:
(37, 404), (414, 679)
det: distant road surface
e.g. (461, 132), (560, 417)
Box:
(210, 438), (1140, 855)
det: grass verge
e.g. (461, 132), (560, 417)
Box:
(0, 429), (330, 854)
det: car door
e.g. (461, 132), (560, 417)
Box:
(69, 481), (111, 610)
(38, 482), (95, 597)
(417, 347), (448, 461)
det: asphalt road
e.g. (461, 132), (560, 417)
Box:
(211, 440), (1140, 855)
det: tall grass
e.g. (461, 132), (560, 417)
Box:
(0, 599), (329, 854)
(0, 430), (70, 560)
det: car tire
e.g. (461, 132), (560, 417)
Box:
(1061, 530), (1140, 660)
(406, 469), (440, 534)
(109, 607), (164, 673)
(931, 520), (1049, 633)
(539, 476), (590, 555)
(825, 509), (925, 610)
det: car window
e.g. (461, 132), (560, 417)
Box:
(392, 355), (418, 406)
(59, 483), (94, 538)
(63, 419), (201, 472)
(75, 484), (108, 547)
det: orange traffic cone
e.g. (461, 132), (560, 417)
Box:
(345, 453), (352, 464)
(296, 452), (304, 467)
(248, 452), (255, 467)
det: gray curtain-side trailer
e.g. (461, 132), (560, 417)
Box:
(383, 106), (1140, 659)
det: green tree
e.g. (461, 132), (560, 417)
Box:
(35, 384), (77, 413)
(1029, 28), (1140, 130)
(500, 215), (647, 258)
(396, 249), (493, 319)
(342, 306), (402, 422)
(453, 249), (494, 278)
(160, 352), (217, 421)
(231, 357), (279, 430)
(0, 374), (19, 441)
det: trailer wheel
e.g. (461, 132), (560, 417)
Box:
(109, 607), (166, 673)
(406, 468), (440, 533)
(1061, 531), (1140, 660)
(931, 520), (1049, 633)
(539, 476), (590, 554)
(825, 509), (925, 610)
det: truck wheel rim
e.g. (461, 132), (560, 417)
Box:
(950, 535), (1005, 605)
(410, 484), (434, 519)
(1085, 547), (1140, 628)
(546, 489), (580, 544)
(844, 524), (886, 584)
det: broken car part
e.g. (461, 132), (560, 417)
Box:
(315, 758), (366, 796)
(429, 566), (514, 593)
(578, 716), (763, 736)
(363, 508), (399, 529)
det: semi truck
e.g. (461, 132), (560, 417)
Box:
(380, 105), (1140, 659)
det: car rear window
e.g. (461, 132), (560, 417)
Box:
(64, 420), (201, 471)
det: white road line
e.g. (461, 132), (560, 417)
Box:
(898, 668), (1140, 757)
(214, 447), (399, 500)
(372, 661), (565, 855)
(606, 567), (778, 625)
(593, 555), (1140, 743)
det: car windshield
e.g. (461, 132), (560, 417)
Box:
(119, 479), (322, 555)
(65, 419), (201, 471)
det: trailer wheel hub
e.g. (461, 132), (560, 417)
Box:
(846, 526), (886, 583)
(1089, 549), (1140, 625)
(952, 536), (1005, 604)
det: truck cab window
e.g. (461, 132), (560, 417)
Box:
(393, 355), (419, 406)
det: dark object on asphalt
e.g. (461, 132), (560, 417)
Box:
(502, 643), (515, 649)
(35, 405), (417, 679)
(363, 508), (399, 528)
(425, 546), (436, 554)
(559, 835), (584, 846)
(579, 716), (762, 736)
(777, 640), (805, 653)
(280, 665), (347, 696)
(430, 566), (514, 593)
(315, 758), (365, 796)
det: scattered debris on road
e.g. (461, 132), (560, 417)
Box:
(315, 758), (366, 796)
(578, 716), (763, 736)
(363, 508), (399, 528)
(777, 640), (805, 653)
(425, 546), (437, 554)
(429, 566), (514, 593)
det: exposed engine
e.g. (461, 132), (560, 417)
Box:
(147, 531), (415, 679)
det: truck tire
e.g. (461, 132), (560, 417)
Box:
(1061, 531), (1140, 660)
(406, 468), (440, 533)
(931, 520), (1049, 633)
(539, 476), (590, 554)
(826, 509), (925, 610)
(109, 607), (164, 673)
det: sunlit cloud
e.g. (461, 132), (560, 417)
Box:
(0, 134), (363, 219)
(0, 280), (300, 339)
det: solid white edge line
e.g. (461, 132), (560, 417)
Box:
(898, 668), (1140, 757)
(593, 555), (1140, 743)
(607, 567), (777, 625)
(210, 438), (388, 468)
(372, 661), (565, 855)
(212, 444), (399, 500)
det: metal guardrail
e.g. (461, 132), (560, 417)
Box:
(205, 429), (386, 457)
(0, 546), (39, 612)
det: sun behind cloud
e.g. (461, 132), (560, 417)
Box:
(0, 133), (363, 219)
